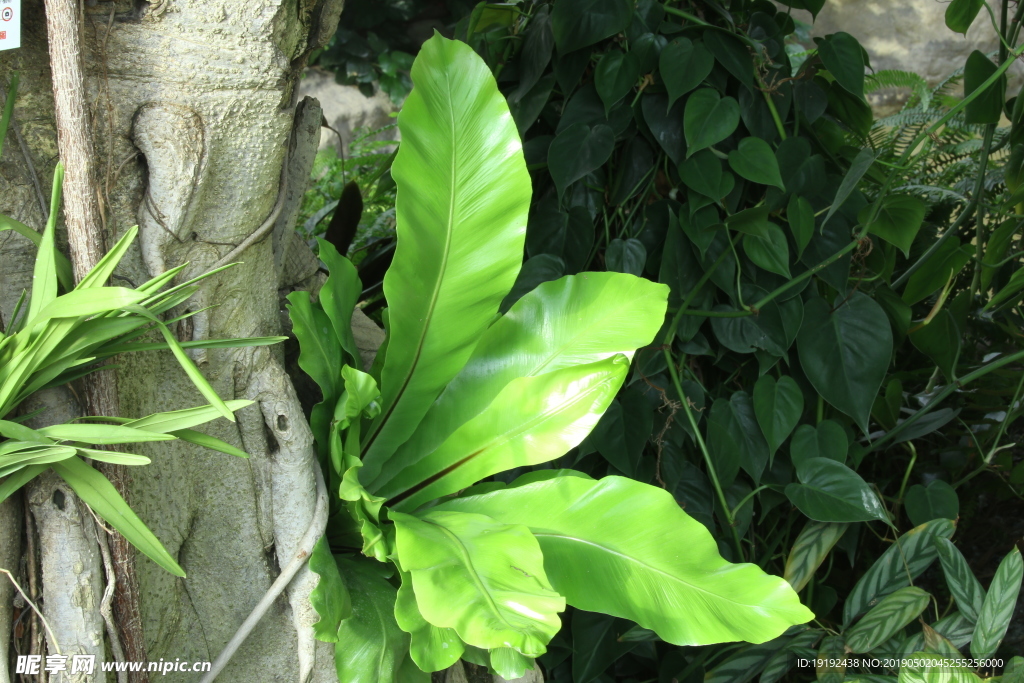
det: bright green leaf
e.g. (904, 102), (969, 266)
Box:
(394, 570), (463, 671)
(435, 476), (814, 646)
(392, 510), (564, 657)
(309, 536), (351, 643)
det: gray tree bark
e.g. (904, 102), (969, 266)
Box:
(0, 0), (344, 680)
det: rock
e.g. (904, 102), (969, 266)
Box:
(787, 1), (1024, 111)
(296, 68), (399, 155)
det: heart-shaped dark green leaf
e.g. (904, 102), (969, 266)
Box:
(858, 194), (926, 256)
(728, 137), (785, 189)
(797, 293), (892, 433)
(704, 31), (754, 90)
(548, 123), (616, 197)
(708, 391), (769, 485)
(659, 39), (714, 110)
(595, 49), (639, 114)
(606, 238), (646, 276)
(680, 149), (723, 199)
(816, 32), (865, 99)
(641, 94), (684, 165)
(787, 194), (814, 259)
(945, 0), (984, 34)
(789, 420), (848, 469)
(964, 50), (1006, 125)
(785, 457), (889, 523)
(903, 238), (973, 305)
(909, 310), (961, 382)
(551, 0), (633, 53)
(752, 375), (803, 456)
(743, 224), (791, 278)
(684, 88), (740, 156)
(905, 480), (959, 528)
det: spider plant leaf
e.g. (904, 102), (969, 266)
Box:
(53, 455), (185, 576)
(122, 400), (252, 433)
(25, 164), (64, 323)
(360, 34), (532, 484)
(37, 423), (177, 444)
(76, 225), (138, 289)
(0, 464), (48, 505)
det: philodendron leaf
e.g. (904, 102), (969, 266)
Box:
(845, 586), (931, 653)
(548, 123), (615, 198)
(309, 536), (351, 643)
(660, 38), (714, 110)
(391, 510), (565, 657)
(361, 34), (532, 484)
(434, 476), (813, 646)
(334, 557), (412, 683)
(53, 456), (185, 577)
(843, 518), (955, 625)
(858, 195), (926, 257)
(945, 0), (984, 33)
(797, 293), (892, 433)
(684, 88), (740, 156)
(372, 274), (666, 494)
(752, 375), (803, 457)
(785, 458), (889, 524)
(394, 570), (464, 672)
(728, 137), (785, 189)
(905, 480), (959, 527)
(971, 547), (1023, 659)
(384, 355), (630, 510)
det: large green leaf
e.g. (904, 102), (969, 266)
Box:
(361, 35), (531, 483)
(309, 536), (351, 643)
(964, 50), (1006, 125)
(286, 290), (342, 450)
(317, 239), (363, 369)
(334, 557), (411, 683)
(816, 32), (865, 99)
(843, 519), (955, 624)
(434, 476), (814, 646)
(53, 456), (184, 577)
(845, 587), (931, 653)
(391, 510), (565, 657)
(859, 195), (926, 257)
(370, 273), (667, 493)
(945, 0), (984, 33)
(394, 570), (464, 671)
(384, 355), (629, 510)
(971, 547), (1023, 659)
(797, 293), (892, 432)
(548, 123), (615, 198)
(785, 458), (889, 524)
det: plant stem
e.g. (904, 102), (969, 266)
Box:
(756, 71), (787, 141)
(663, 350), (745, 561)
(968, 124), (996, 301)
(896, 442), (918, 504)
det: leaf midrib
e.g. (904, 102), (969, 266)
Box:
(533, 532), (789, 612)
(366, 62), (459, 456)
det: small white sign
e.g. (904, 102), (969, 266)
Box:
(0, 0), (21, 51)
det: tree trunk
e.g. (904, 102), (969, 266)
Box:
(0, 0), (344, 679)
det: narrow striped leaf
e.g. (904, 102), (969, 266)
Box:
(785, 521), (849, 592)
(897, 653), (982, 683)
(843, 519), (955, 625)
(934, 538), (985, 622)
(96, 336), (286, 357)
(845, 587), (931, 653)
(53, 456), (185, 577)
(900, 611), (974, 653)
(971, 547), (1023, 659)
(703, 637), (785, 683)
(815, 636), (846, 683)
